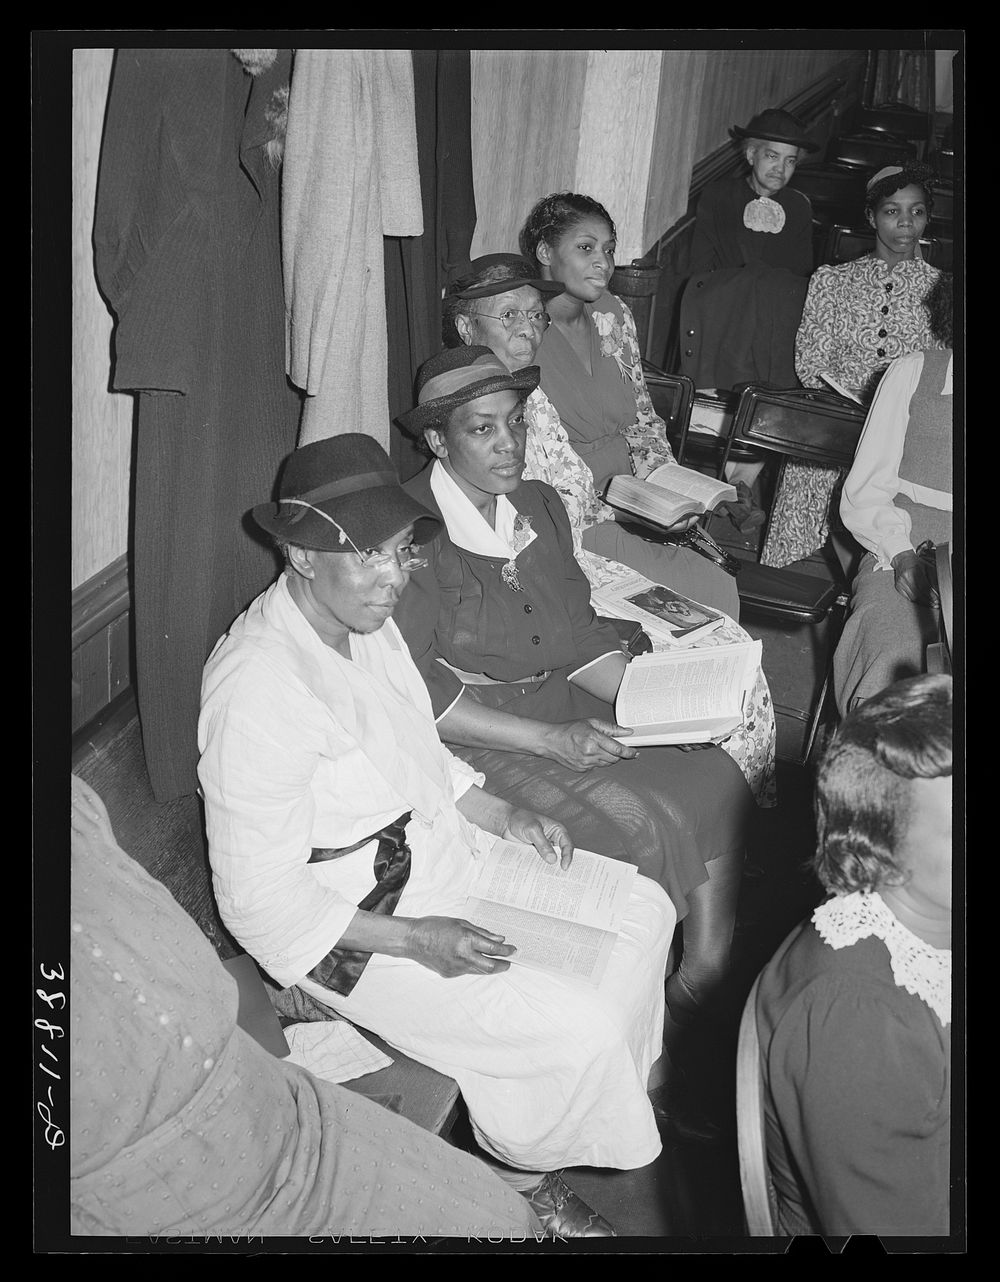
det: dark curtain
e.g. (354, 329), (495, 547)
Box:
(384, 50), (477, 482)
(94, 50), (302, 802)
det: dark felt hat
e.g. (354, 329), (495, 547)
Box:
(730, 108), (819, 153)
(397, 346), (540, 437)
(251, 434), (441, 552)
(447, 253), (565, 299)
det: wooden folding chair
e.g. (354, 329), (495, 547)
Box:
(736, 973), (781, 1236)
(717, 384), (867, 762)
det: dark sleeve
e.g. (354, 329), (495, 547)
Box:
(94, 49), (232, 393)
(767, 975), (951, 1236)
(393, 556), (466, 720)
(688, 182), (726, 275)
(534, 485), (623, 670)
(784, 188), (816, 277)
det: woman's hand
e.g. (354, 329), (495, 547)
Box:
(501, 807), (574, 870)
(403, 916), (516, 978)
(538, 718), (638, 772)
(660, 512), (702, 535)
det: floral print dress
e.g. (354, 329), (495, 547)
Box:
(760, 255), (949, 568)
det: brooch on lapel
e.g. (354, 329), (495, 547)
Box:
(743, 197), (786, 234)
(500, 513), (533, 592)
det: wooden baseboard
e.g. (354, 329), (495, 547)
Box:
(72, 554), (132, 734)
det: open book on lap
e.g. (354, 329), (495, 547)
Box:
(465, 840), (638, 986)
(606, 461), (737, 527)
(614, 639), (762, 746)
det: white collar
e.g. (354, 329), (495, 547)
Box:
(942, 353), (953, 396)
(813, 890), (951, 1028)
(429, 459), (537, 559)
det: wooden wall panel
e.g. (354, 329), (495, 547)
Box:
(695, 49), (857, 159)
(72, 48), (133, 590)
(643, 51), (708, 258)
(572, 50), (663, 265)
(469, 50), (588, 258)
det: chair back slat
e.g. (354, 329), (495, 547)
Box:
(722, 386), (866, 474)
(736, 972), (780, 1236)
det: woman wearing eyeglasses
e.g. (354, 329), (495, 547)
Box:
(443, 251), (740, 618)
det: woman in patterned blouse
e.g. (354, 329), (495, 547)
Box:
(761, 163), (951, 568)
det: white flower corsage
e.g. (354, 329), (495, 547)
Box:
(591, 310), (631, 383)
(743, 196), (786, 234)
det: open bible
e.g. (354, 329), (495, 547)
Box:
(606, 461), (737, 526)
(465, 839), (638, 986)
(614, 639), (762, 746)
(591, 569), (726, 646)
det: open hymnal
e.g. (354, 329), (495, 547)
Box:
(613, 639), (762, 746)
(818, 371), (865, 406)
(465, 839), (638, 986)
(605, 461), (737, 527)
(591, 569), (726, 647)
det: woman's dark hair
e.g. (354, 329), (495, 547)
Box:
(813, 674), (952, 895)
(864, 162), (938, 218)
(518, 192), (617, 265)
(923, 272), (954, 345)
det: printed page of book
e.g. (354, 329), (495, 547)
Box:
(818, 371), (865, 405)
(591, 571), (725, 647)
(645, 462), (737, 508)
(464, 841), (637, 984)
(605, 475), (700, 524)
(614, 640), (762, 745)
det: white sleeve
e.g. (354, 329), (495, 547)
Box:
(446, 749), (486, 802)
(198, 657), (361, 988)
(840, 353), (923, 568)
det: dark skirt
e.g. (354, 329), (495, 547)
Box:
(453, 672), (754, 920)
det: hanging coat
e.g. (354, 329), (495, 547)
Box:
(282, 50), (424, 449)
(94, 48), (302, 802)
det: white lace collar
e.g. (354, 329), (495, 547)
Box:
(812, 890), (951, 1028)
(430, 459), (537, 559)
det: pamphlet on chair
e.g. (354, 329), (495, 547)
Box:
(591, 569), (727, 646)
(465, 839), (638, 986)
(605, 461), (737, 527)
(613, 639), (762, 747)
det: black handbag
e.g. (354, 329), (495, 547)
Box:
(616, 516), (742, 577)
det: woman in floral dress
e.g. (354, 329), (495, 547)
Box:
(760, 163), (951, 568)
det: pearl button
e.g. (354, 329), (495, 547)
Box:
(203, 1058), (215, 1070)
(685, 348), (693, 356)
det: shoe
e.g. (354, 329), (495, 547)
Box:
(648, 1083), (728, 1144)
(525, 1171), (616, 1237)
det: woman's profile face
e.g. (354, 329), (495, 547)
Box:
(457, 285), (544, 372)
(537, 216), (616, 304)
(867, 183), (929, 265)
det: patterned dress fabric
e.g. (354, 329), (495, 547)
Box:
(761, 255), (949, 568)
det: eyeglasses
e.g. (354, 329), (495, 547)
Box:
(476, 308), (551, 331)
(357, 544), (428, 573)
